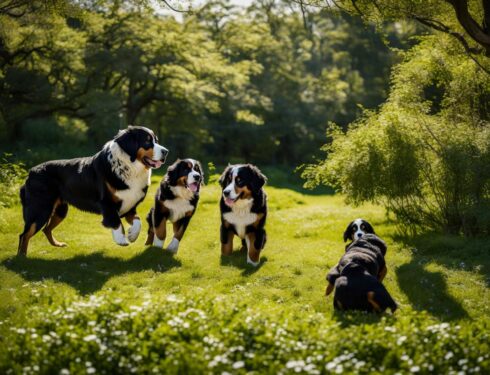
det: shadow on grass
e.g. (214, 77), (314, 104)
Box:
(220, 248), (268, 276)
(396, 262), (468, 321)
(2, 246), (181, 295)
(330, 309), (389, 327)
(390, 232), (490, 320)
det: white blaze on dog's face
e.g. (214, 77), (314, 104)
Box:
(222, 165), (243, 205)
(167, 159), (203, 194)
(343, 218), (375, 242)
(114, 126), (169, 169)
(219, 164), (267, 207)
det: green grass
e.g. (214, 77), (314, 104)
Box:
(0, 173), (489, 373)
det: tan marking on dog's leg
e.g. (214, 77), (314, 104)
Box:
(245, 232), (260, 266)
(367, 291), (381, 312)
(325, 282), (334, 297)
(43, 214), (67, 247)
(153, 216), (167, 247)
(18, 223), (37, 256)
(221, 230), (234, 256)
(145, 227), (155, 245)
(378, 265), (387, 282)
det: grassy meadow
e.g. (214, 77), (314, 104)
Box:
(0, 170), (489, 373)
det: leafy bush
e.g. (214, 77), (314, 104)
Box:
(1, 294), (489, 374)
(304, 35), (490, 236)
(0, 154), (26, 208)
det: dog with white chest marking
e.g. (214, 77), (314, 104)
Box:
(18, 126), (168, 256)
(219, 164), (267, 266)
(145, 159), (203, 254)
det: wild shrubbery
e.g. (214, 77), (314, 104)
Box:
(0, 154), (26, 208)
(304, 36), (490, 236)
(1, 294), (489, 374)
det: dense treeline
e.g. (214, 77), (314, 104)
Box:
(0, 0), (406, 166)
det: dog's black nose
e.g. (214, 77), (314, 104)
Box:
(193, 173), (201, 180)
(223, 190), (230, 197)
(161, 149), (169, 158)
(357, 233), (363, 237)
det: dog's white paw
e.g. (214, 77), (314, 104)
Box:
(127, 219), (141, 243)
(153, 236), (164, 248)
(247, 252), (260, 267)
(166, 238), (180, 254)
(112, 225), (129, 246)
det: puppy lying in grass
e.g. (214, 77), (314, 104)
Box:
(326, 233), (397, 313)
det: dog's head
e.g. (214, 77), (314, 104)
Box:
(114, 126), (168, 168)
(333, 264), (397, 313)
(166, 159), (203, 193)
(219, 164), (267, 207)
(343, 218), (375, 242)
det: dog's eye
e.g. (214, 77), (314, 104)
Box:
(235, 177), (244, 187)
(146, 136), (152, 143)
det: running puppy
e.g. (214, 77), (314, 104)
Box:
(18, 126), (168, 256)
(326, 234), (397, 313)
(219, 164), (267, 266)
(145, 159), (203, 254)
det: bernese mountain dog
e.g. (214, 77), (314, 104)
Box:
(219, 164), (267, 267)
(145, 158), (203, 254)
(343, 218), (375, 246)
(325, 234), (396, 313)
(17, 126), (168, 256)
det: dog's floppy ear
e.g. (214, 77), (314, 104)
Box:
(166, 159), (181, 186)
(114, 127), (138, 162)
(248, 164), (267, 193)
(343, 221), (354, 242)
(219, 165), (232, 188)
(195, 160), (205, 185)
(363, 220), (375, 235)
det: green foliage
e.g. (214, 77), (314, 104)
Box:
(0, 154), (26, 208)
(0, 0), (403, 166)
(304, 35), (490, 236)
(1, 294), (489, 374)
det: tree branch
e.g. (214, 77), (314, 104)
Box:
(445, 0), (490, 55)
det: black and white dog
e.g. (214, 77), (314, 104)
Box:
(18, 126), (168, 256)
(145, 159), (203, 254)
(326, 234), (396, 313)
(343, 218), (375, 246)
(219, 164), (267, 266)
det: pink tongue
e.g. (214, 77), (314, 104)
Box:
(189, 183), (198, 192)
(225, 198), (235, 206)
(151, 160), (163, 168)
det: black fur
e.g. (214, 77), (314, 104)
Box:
(327, 234), (397, 313)
(146, 159), (203, 245)
(219, 164), (268, 255)
(18, 126), (167, 255)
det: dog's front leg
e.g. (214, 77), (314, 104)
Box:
(125, 209), (141, 243)
(221, 222), (234, 256)
(101, 198), (128, 246)
(168, 214), (192, 254)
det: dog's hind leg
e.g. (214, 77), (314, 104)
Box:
(43, 201), (68, 247)
(18, 207), (53, 256)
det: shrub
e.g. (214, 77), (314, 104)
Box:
(303, 35), (490, 236)
(1, 294), (489, 374)
(0, 154), (27, 208)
